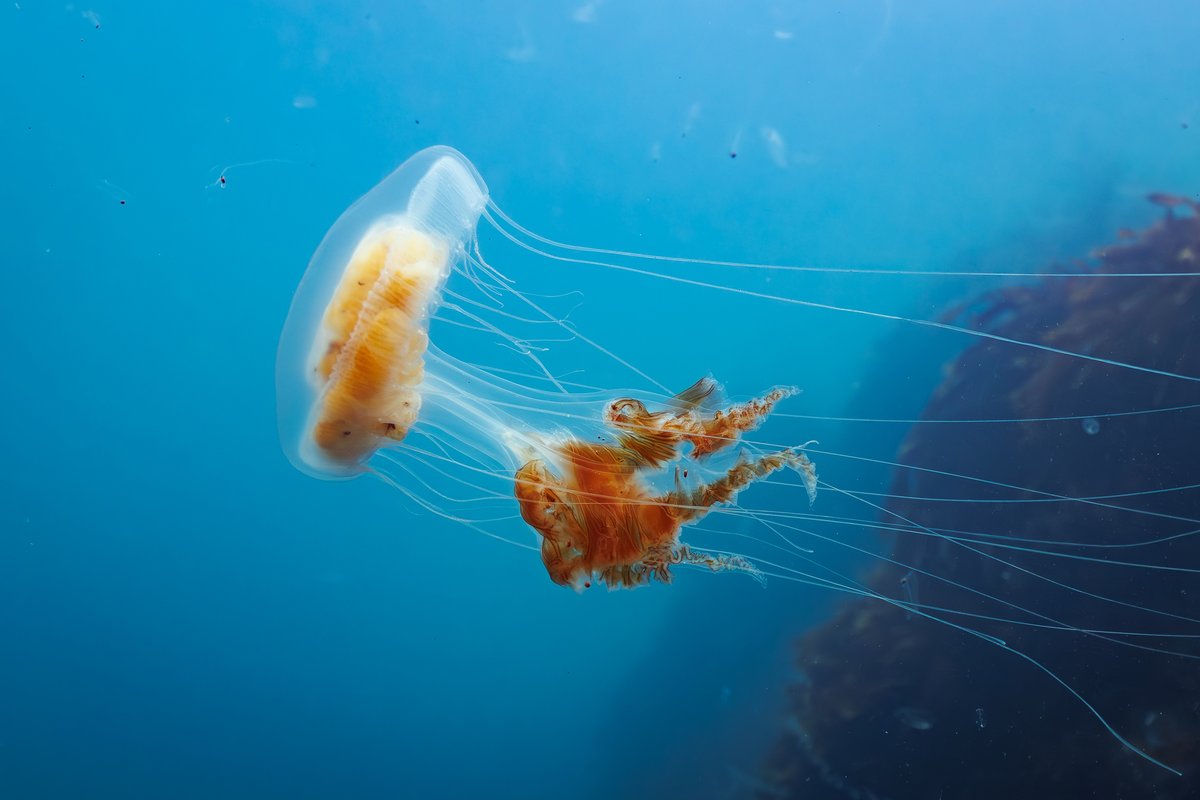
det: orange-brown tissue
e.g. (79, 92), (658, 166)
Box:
(514, 379), (815, 590)
(309, 225), (445, 467)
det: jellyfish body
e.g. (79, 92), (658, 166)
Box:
(277, 147), (489, 478)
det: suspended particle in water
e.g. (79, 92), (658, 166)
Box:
(761, 126), (789, 168)
(1082, 417), (1101, 435)
(728, 127), (743, 162)
(206, 158), (292, 191)
(96, 178), (132, 205)
(571, 1), (601, 23)
(899, 569), (918, 619)
(894, 707), (935, 731)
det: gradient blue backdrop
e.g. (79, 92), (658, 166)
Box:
(2, 2), (1197, 798)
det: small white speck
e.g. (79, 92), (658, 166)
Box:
(505, 43), (536, 63)
(571, 1), (601, 23)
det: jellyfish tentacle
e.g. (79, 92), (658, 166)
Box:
(515, 380), (808, 590)
(669, 451), (801, 522)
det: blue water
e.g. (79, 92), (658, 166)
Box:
(2, 3), (1198, 798)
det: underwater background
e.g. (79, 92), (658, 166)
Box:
(2, 2), (1198, 798)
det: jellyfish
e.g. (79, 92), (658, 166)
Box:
(276, 146), (817, 591)
(276, 146), (1200, 776)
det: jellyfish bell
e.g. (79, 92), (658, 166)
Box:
(276, 146), (490, 479)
